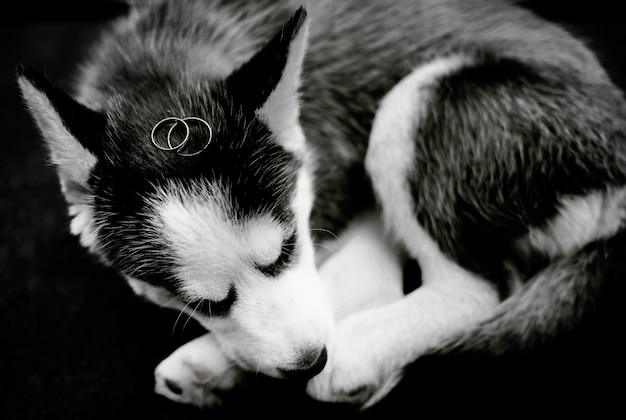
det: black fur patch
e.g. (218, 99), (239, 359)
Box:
(409, 55), (626, 284)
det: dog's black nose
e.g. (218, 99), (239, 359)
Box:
(279, 346), (328, 381)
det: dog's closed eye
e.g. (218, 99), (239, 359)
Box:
(188, 285), (237, 317)
(255, 231), (297, 277)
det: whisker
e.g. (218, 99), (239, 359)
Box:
(313, 242), (333, 252)
(183, 299), (204, 331)
(172, 301), (193, 335)
(310, 228), (338, 239)
(255, 360), (264, 377)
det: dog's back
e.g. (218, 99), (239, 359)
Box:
(76, 0), (621, 236)
(300, 0), (622, 234)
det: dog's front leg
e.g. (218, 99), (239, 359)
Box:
(307, 260), (500, 407)
(154, 333), (244, 408)
(304, 211), (408, 406)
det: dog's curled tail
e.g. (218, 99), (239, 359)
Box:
(374, 228), (626, 413)
(436, 228), (626, 357)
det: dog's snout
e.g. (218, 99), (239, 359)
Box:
(280, 346), (327, 381)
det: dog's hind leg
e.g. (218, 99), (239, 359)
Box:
(307, 56), (501, 407)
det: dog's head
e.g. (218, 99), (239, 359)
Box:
(18, 7), (333, 379)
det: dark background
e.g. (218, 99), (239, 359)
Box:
(1, 1), (625, 418)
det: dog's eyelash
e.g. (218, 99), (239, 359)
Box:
(256, 231), (297, 277)
(188, 285), (237, 317)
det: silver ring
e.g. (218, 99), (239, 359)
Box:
(150, 116), (213, 157)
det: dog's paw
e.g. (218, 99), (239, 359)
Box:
(305, 311), (401, 408)
(154, 334), (245, 408)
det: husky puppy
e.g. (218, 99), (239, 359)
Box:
(18, 0), (626, 411)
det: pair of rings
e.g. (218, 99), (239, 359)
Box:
(150, 116), (213, 157)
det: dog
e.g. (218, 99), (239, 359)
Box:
(17, 0), (626, 412)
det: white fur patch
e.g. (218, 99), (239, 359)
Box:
(525, 187), (626, 257)
(150, 180), (272, 302)
(246, 216), (286, 267)
(366, 54), (475, 282)
(68, 204), (100, 253)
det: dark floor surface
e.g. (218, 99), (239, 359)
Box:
(1, 1), (625, 419)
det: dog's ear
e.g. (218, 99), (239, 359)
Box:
(17, 64), (105, 205)
(227, 7), (309, 151)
